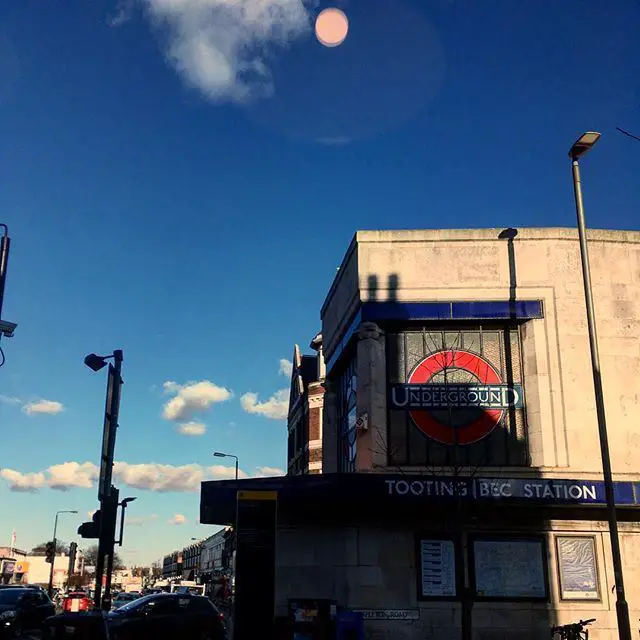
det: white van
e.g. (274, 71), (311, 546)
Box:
(170, 582), (206, 596)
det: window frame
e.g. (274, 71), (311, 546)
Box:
(555, 535), (601, 602)
(142, 596), (180, 616)
(385, 322), (529, 467)
(336, 350), (358, 473)
(415, 533), (461, 601)
(468, 534), (550, 602)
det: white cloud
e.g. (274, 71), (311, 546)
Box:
(162, 380), (232, 421)
(48, 462), (99, 491)
(1, 462), (97, 492)
(142, 0), (313, 104)
(126, 514), (158, 526)
(114, 461), (206, 492)
(0, 469), (46, 493)
(168, 513), (186, 525)
(0, 460), (275, 493)
(208, 464), (248, 480)
(0, 394), (21, 405)
(108, 0), (136, 26)
(279, 358), (293, 377)
(22, 399), (64, 416)
(176, 421), (207, 436)
(254, 466), (285, 477)
(240, 388), (289, 420)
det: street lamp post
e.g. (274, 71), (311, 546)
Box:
(213, 451), (239, 481)
(48, 510), (78, 597)
(84, 349), (124, 610)
(117, 497), (137, 546)
(569, 131), (631, 640)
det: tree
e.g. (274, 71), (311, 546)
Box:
(151, 561), (162, 579)
(82, 545), (125, 570)
(31, 541), (69, 555)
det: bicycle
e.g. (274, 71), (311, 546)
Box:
(550, 618), (596, 640)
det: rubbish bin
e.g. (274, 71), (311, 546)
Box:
(42, 611), (110, 640)
(336, 611), (364, 640)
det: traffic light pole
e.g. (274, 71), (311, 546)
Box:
(101, 489), (119, 611)
(93, 351), (124, 610)
(67, 543), (77, 591)
(47, 513), (60, 598)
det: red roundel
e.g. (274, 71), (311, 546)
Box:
(408, 349), (503, 445)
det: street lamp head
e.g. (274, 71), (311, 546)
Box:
(84, 353), (108, 372)
(122, 497), (137, 505)
(498, 228), (518, 240)
(569, 131), (601, 159)
(213, 452), (226, 458)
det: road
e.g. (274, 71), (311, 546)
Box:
(24, 623), (233, 639)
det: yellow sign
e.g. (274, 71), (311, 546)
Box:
(14, 562), (29, 573)
(237, 490), (277, 501)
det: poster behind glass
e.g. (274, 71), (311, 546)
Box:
(557, 537), (599, 600)
(420, 539), (456, 597)
(473, 539), (547, 599)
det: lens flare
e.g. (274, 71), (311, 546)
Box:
(315, 8), (349, 48)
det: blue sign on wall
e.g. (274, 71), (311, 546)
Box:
(200, 473), (640, 526)
(383, 476), (637, 505)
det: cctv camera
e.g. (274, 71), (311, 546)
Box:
(0, 320), (17, 338)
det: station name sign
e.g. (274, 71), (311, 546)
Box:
(389, 383), (524, 410)
(384, 476), (637, 506)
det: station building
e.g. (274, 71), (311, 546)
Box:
(201, 228), (640, 640)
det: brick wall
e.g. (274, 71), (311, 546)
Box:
(309, 406), (321, 441)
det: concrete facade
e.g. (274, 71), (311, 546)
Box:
(273, 228), (640, 640)
(321, 227), (640, 478)
(276, 521), (640, 640)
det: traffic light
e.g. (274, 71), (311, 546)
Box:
(68, 542), (78, 575)
(77, 509), (101, 539)
(45, 541), (55, 564)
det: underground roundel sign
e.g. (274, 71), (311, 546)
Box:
(389, 349), (523, 445)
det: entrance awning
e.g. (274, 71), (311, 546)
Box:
(200, 473), (640, 525)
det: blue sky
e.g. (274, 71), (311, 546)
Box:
(0, 0), (639, 565)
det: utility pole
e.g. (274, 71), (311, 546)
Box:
(100, 489), (120, 611)
(0, 224), (18, 346)
(82, 350), (124, 610)
(0, 224), (10, 321)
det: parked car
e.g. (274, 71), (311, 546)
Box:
(107, 592), (226, 640)
(62, 590), (93, 613)
(111, 592), (140, 610)
(0, 586), (55, 638)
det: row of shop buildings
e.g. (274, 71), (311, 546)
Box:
(0, 546), (83, 589)
(201, 227), (640, 639)
(160, 526), (234, 585)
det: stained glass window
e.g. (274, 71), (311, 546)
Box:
(387, 325), (528, 467)
(337, 354), (358, 473)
